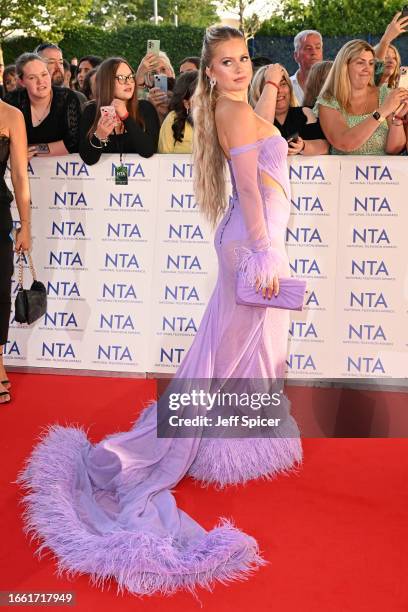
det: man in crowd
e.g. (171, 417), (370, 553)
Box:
(290, 30), (323, 104)
(34, 43), (87, 108)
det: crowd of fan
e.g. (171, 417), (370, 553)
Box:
(1, 11), (408, 163)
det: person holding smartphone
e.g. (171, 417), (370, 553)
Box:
(79, 57), (160, 165)
(0, 98), (31, 404)
(316, 39), (408, 155)
(5, 53), (81, 158)
(374, 11), (408, 88)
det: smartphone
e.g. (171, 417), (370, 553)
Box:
(287, 132), (299, 144)
(401, 4), (408, 17)
(100, 105), (116, 120)
(147, 40), (160, 55)
(399, 66), (408, 89)
(154, 74), (168, 92)
(35, 143), (50, 154)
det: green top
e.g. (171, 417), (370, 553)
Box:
(314, 84), (390, 155)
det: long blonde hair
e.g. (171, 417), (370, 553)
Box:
(373, 43), (401, 88)
(319, 40), (375, 112)
(192, 25), (245, 227)
(249, 65), (298, 108)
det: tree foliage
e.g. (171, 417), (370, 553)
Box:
(87, 0), (217, 28)
(0, 0), (92, 42)
(259, 0), (404, 36)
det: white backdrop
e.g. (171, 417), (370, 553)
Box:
(4, 154), (408, 379)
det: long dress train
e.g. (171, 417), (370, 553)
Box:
(18, 134), (302, 595)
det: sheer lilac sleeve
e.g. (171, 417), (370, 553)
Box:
(229, 142), (285, 288)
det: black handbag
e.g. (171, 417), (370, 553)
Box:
(14, 252), (47, 325)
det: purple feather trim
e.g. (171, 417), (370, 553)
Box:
(188, 436), (302, 488)
(16, 425), (266, 596)
(237, 247), (285, 289)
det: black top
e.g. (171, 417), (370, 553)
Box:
(5, 86), (81, 153)
(79, 100), (160, 165)
(274, 106), (325, 141)
(0, 135), (13, 206)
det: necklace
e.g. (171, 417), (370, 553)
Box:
(31, 92), (53, 127)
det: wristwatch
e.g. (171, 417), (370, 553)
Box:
(372, 110), (385, 123)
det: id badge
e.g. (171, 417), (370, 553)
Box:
(115, 164), (128, 185)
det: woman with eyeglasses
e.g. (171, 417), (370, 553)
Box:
(79, 57), (160, 165)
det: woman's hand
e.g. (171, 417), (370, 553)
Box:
(111, 98), (128, 120)
(264, 63), (284, 86)
(94, 113), (116, 140)
(287, 136), (305, 155)
(148, 87), (170, 115)
(136, 53), (160, 85)
(382, 12), (408, 45)
(380, 87), (408, 117)
(28, 146), (37, 160)
(255, 276), (280, 299)
(15, 224), (31, 252)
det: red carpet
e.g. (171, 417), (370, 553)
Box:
(1, 373), (408, 611)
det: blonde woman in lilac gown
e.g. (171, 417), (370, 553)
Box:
(19, 27), (302, 596)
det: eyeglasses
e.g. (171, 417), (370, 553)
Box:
(115, 73), (136, 84)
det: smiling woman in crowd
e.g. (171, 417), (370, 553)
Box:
(79, 56), (160, 165)
(6, 53), (81, 158)
(315, 40), (408, 155)
(250, 64), (329, 155)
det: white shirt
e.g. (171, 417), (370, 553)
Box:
(290, 71), (304, 106)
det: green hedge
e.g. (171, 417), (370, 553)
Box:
(3, 24), (206, 69)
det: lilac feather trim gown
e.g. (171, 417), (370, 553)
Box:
(18, 135), (302, 595)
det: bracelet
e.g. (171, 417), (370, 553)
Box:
(90, 132), (109, 149)
(265, 80), (279, 90)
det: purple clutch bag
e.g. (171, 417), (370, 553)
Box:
(236, 274), (307, 310)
